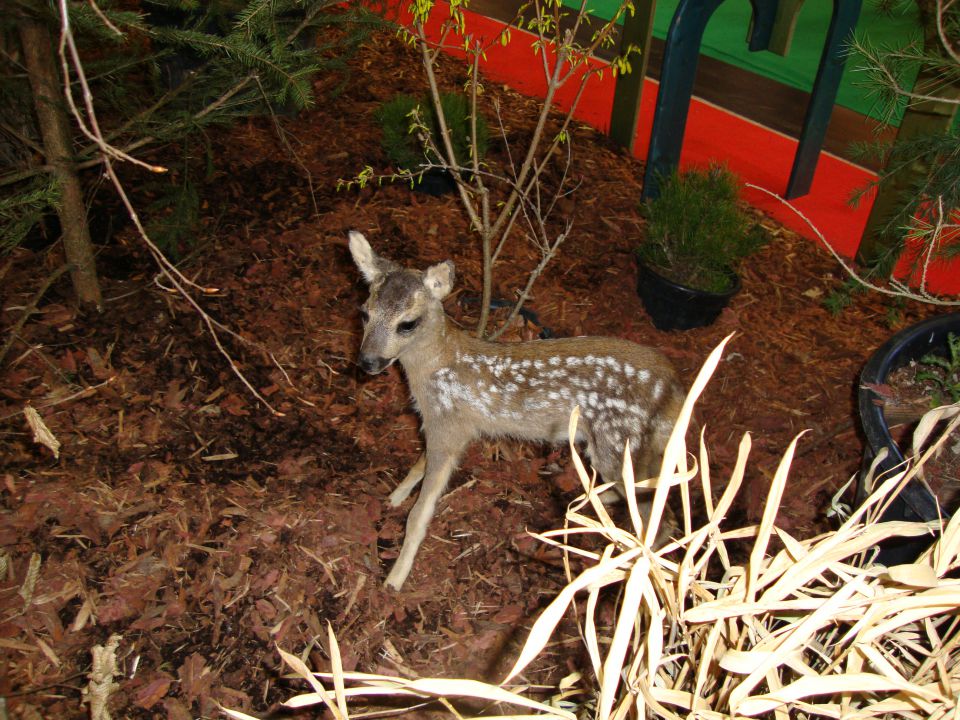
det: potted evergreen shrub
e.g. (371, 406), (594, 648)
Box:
(375, 92), (488, 196)
(636, 164), (767, 331)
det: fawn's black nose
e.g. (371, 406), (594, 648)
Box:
(359, 354), (390, 375)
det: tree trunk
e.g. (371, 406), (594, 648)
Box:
(19, 16), (102, 308)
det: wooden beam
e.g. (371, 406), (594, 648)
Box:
(609, 1), (657, 153)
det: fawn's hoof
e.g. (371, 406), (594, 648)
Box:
(384, 571), (404, 591)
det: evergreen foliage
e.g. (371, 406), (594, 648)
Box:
(849, 0), (960, 276)
(1, 0), (379, 256)
(375, 92), (489, 173)
(851, 127), (960, 274)
(637, 165), (767, 294)
(0, 178), (60, 253)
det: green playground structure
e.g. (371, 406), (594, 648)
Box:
(572, 0), (920, 124)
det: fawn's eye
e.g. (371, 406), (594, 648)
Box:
(359, 308), (369, 323)
(396, 317), (420, 335)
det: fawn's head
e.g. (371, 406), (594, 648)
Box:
(349, 231), (455, 374)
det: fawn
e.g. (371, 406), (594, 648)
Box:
(349, 231), (685, 590)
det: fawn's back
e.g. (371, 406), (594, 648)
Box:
(410, 331), (683, 481)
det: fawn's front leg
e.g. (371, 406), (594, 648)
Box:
(388, 452), (426, 506)
(384, 440), (466, 591)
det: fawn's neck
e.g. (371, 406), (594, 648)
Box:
(398, 312), (463, 383)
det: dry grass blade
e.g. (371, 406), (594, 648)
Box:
(746, 432), (803, 602)
(646, 333), (734, 547)
(912, 403), (960, 455)
(277, 645), (346, 719)
(328, 621), (350, 720)
(597, 557), (650, 719)
(584, 545), (615, 684)
(503, 546), (645, 683)
(567, 406), (615, 527)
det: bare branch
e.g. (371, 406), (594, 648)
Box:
(746, 183), (960, 306)
(396, 0), (632, 337)
(488, 224), (570, 341)
(0, 264), (71, 368)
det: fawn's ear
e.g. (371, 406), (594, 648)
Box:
(349, 231), (393, 284)
(424, 260), (455, 300)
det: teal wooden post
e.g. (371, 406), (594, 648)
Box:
(642, 0), (861, 200)
(785, 0), (862, 198)
(609, 1), (657, 153)
(640, 0), (725, 200)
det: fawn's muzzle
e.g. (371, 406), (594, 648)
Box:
(359, 354), (391, 375)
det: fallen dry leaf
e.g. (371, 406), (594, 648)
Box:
(23, 406), (60, 459)
(134, 674), (174, 709)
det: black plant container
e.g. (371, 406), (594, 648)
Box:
(636, 261), (740, 331)
(411, 168), (470, 196)
(857, 312), (960, 564)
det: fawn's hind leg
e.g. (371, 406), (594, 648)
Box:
(389, 452), (426, 507)
(593, 438), (677, 547)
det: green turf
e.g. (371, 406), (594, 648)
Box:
(568, 0), (921, 125)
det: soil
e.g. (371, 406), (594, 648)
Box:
(871, 361), (960, 511)
(0, 24), (952, 720)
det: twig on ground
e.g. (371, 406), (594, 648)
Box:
(745, 182), (960, 307)
(0, 377), (116, 424)
(0, 263), (71, 368)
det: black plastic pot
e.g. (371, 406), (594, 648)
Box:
(857, 312), (960, 564)
(412, 168), (468, 196)
(636, 261), (740, 331)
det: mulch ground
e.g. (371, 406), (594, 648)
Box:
(0, 22), (948, 720)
